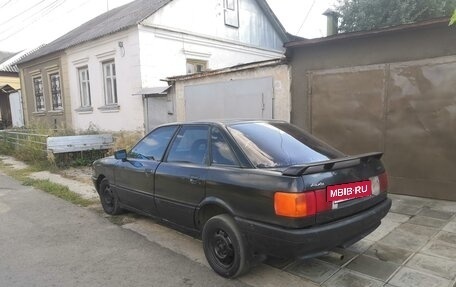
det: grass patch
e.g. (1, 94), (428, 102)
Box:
(26, 179), (95, 207)
(0, 161), (95, 207)
(0, 163), (39, 181)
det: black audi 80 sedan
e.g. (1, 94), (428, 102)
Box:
(92, 120), (391, 278)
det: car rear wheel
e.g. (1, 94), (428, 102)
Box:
(202, 214), (250, 278)
(99, 178), (123, 215)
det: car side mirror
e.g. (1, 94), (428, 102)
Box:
(114, 149), (127, 161)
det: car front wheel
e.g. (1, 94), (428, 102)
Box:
(98, 178), (123, 215)
(202, 214), (250, 278)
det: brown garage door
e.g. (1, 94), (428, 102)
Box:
(309, 65), (386, 155)
(308, 58), (456, 201)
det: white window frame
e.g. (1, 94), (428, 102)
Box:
(78, 66), (91, 108)
(186, 59), (207, 74)
(102, 60), (117, 105)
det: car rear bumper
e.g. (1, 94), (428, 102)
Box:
(236, 197), (392, 258)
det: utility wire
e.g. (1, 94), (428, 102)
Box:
(0, 0), (12, 9)
(0, 0), (48, 27)
(0, 0), (66, 42)
(0, 0), (60, 35)
(0, 0), (63, 36)
(296, 0), (316, 34)
(63, 0), (92, 14)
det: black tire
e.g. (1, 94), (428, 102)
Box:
(202, 214), (250, 278)
(98, 178), (123, 215)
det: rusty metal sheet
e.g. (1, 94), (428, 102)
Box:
(310, 67), (386, 155)
(386, 60), (456, 183)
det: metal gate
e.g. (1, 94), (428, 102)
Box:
(308, 57), (456, 200)
(184, 77), (274, 121)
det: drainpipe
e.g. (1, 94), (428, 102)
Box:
(323, 9), (339, 36)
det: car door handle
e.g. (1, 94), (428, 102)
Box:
(189, 176), (202, 185)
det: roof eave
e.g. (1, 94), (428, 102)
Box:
(166, 57), (287, 82)
(255, 0), (289, 42)
(285, 17), (451, 49)
(137, 0), (174, 24)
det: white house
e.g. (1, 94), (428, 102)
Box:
(18, 0), (289, 132)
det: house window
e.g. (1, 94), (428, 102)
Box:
(224, 0), (239, 27)
(33, 77), (45, 112)
(78, 67), (91, 107)
(186, 60), (207, 74)
(225, 0), (235, 10)
(103, 60), (117, 105)
(49, 72), (63, 110)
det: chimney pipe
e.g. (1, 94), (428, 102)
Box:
(323, 9), (339, 36)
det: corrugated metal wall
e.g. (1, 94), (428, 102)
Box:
(308, 56), (456, 201)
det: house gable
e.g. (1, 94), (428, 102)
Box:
(141, 0), (286, 51)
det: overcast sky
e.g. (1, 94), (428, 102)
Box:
(0, 0), (336, 53)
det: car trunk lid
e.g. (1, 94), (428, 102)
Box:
(281, 152), (388, 226)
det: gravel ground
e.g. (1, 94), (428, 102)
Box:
(58, 166), (93, 185)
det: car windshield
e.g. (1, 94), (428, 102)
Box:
(227, 122), (342, 168)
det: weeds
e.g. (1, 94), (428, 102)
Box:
(112, 131), (143, 152)
(0, 126), (142, 209)
(28, 179), (95, 207)
(14, 142), (48, 166)
(52, 150), (109, 167)
(0, 162), (95, 207)
(106, 213), (142, 226)
(0, 124), (115, 167)
(0, 139), (13, 155)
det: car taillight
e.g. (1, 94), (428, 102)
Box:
(274, 189), (331, 218)
(379, 172), (388, 192)
(313, 188), (332, 212)
(274, 192), (316, 217)
(369, 172), (388, 195)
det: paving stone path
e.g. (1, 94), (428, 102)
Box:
(1, 155), (455, 287)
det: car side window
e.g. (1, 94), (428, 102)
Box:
(211, 127), (238, 166)
(166, 125), (209, 165)
(129, 125), (178, 160)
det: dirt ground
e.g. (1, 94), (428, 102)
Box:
(58, 166), (93, 185)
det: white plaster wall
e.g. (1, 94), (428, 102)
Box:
(65, 28), (144, 132)
(142, 0), (284, 51)
(172, 64), (291, 122)
(138, 26), (284, 89)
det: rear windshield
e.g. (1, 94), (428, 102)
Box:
(227, 122), (342, 168)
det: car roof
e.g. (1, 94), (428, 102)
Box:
(159, 119), (288, 128)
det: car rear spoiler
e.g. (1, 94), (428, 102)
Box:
(282, 152), (383, 176)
